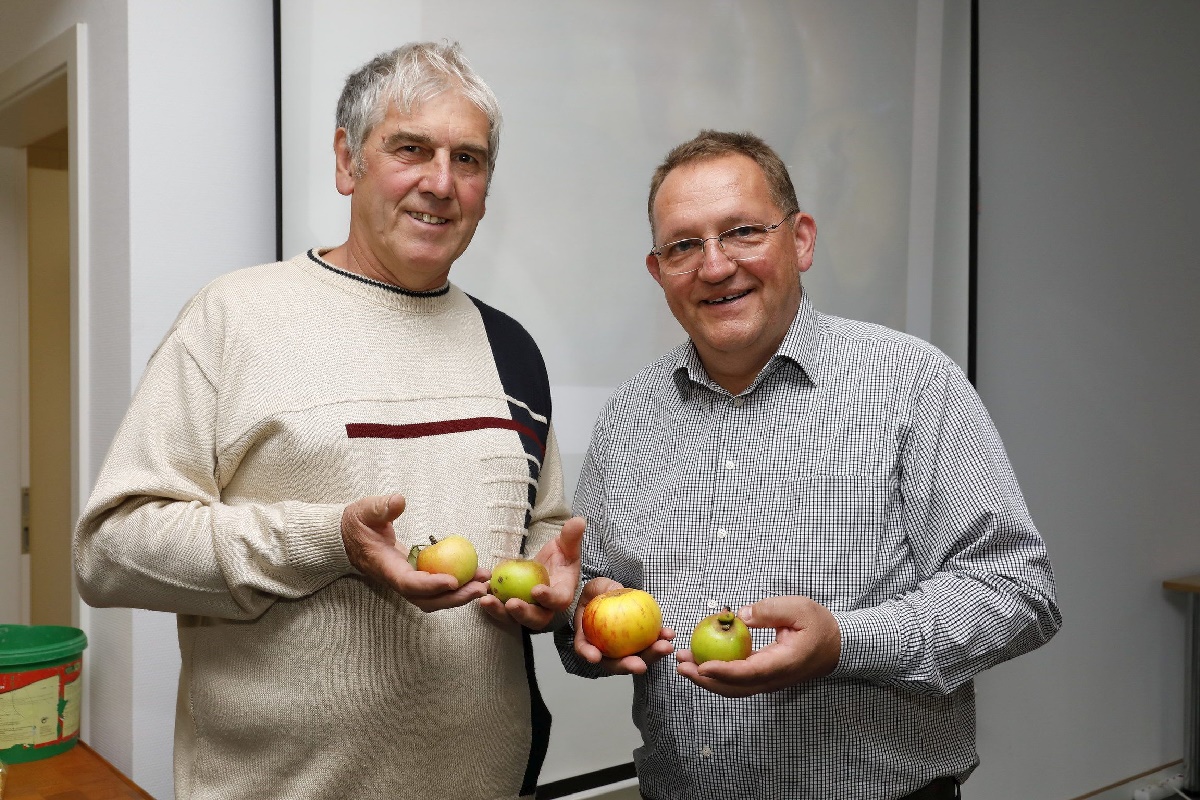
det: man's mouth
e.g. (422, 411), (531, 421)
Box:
(408, 211), (449, 225)
(703, 290), (750, 305)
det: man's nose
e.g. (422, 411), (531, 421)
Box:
(697, 237), (737, 280)
(421, 152), (454, 198)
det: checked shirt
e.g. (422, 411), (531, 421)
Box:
(555, 292), (1060, 800)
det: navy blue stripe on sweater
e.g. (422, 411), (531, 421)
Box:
(468, 294), (551, 529)
(467, 294), (553, 797)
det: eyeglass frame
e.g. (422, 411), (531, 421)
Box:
(648, 211), (799, 276)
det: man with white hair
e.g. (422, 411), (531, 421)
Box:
(75, 42), (581, 800)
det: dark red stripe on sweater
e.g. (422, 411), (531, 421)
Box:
(346, 418), (544, 455)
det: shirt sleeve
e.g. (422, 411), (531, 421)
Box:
(829, 359), (1062, 694)
(73, 327), (353, 621)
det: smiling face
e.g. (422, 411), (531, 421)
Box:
(646, 153), (816, 394)
(329, 90), (490, 291)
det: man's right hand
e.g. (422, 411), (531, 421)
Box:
(572, 577), (675, 675)
(340, 494), (489, 612)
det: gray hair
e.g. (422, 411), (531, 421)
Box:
(336, 41), (502, 181)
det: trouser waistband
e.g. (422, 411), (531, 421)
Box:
(898, 776), (960, 800)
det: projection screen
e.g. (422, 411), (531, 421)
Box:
(280, 0), (970, 791)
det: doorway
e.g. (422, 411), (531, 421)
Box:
(0, 26), (87, 629)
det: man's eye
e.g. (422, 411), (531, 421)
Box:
(724, 225), (762, 240)
(669, 239), (702, 255)
(454, 152), (478, 164)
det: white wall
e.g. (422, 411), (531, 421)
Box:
(970, 2), (1200, 798)
(0, 2), (275, 798)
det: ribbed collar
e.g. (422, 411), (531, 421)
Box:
(301, 249), (455, 314)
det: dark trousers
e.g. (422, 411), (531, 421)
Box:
(639, 777), (960, 800)
(899, 776), (960, 800)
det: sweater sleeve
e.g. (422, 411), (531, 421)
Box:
(73, 328), (354, 621)
(525, 424), (571, 554)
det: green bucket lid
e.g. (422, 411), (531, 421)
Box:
(0, 624), (88, 667)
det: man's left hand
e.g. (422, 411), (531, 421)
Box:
(479, 516), (585, 631)
(675, 595), (842, 697)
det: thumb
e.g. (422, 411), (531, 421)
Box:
(739, 595), (807, 629)
(363, 493), (406, 524)
(557, 517), (585, 562)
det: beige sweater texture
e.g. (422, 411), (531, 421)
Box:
(74, 252), (570, 800)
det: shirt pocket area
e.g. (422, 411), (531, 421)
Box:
(753, 473), (898, 610)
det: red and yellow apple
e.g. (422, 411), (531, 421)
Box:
(407, 534), (478, 587)
(689, 606), (752, 664)
(581, 588), (663, 659)
(489, 558), (550, 604)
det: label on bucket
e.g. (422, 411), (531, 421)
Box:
(0, 657), (82, 750)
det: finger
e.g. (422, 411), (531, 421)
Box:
(362, 493), (406, 525)
(407, 580), (489, 612)
(739, 595), (810, 629)
(395, 568), (462, 597)
(555, 517), (585, 563)
(505, 598), (554, 631)
(639, 637), (676, 667)
(573, 628), (604, 664)
(695, 641), (794, 686)
(478, 594), (513, 623)
(528, 582), (568, 612)
(676, 663), (757, 698)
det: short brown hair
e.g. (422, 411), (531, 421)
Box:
(647, 130), (799, 240)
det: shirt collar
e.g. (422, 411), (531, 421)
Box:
(670, 291), (822, 400)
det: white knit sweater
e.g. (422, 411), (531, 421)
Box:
(74, 251), (570, 800)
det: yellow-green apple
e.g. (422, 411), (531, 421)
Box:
(489, 558), (550, 604)
(689, 606), (752, 664)
(407, 534), (478, 587)
(581, 588), (663, 659)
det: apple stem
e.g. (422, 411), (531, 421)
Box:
(717, 606), (736, 629)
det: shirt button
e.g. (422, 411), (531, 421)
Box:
(700, 745), (713, 757)
(732, 397), (745, 407)
(716, 528), (728, 539)
(724, 459), (736, 469)
(707, 599), (719, 609)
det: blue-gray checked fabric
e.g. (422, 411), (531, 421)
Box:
(554, 292), (1060, 800)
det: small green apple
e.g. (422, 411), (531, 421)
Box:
(689, 606), (752, 664)
(489, 558), (550, 604)
(408, 534), (478, 587)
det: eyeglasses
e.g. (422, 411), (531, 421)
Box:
(649, 211), (797, 275)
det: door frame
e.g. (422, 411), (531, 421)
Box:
(0, 23), (90, 632)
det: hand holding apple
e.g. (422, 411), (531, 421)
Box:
(478, 516), (585, 630)
(340, 495), (488, 612)
(572, 577), (674, 674)
(676, 595), (841, 698)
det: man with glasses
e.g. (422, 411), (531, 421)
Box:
(556, 130), (1060, 800)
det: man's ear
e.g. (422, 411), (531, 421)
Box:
(792, 212), (817, 273)
(333, 128), (356, 197)
(646, 252), (665, 288)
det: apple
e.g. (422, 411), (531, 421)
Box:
(581, 588), (663, 659)
(407, 534), (478, 587)
(689, 606), (752, 664)
(489, 558), (550, 604)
